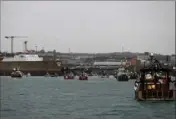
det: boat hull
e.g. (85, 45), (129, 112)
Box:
(11, 75), (23, 78)
(50, 75), (58, 77)
(129, 75), (138, 79)
(135, 90), (176, 101)
(134, 81), (176, 101)
(79, 76), (88, 80)
(64, 76), (74, 80)
(11, 71), (23, 78)
(117, 75), (129, 81)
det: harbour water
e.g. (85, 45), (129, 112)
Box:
(0, 76), (175, 119)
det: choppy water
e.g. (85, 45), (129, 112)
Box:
(0, 76), (175, 119)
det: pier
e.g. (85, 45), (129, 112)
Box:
(0, 61), (62, 76)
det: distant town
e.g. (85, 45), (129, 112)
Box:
(0, 39), (175, 76)
(0, 49), (175, 68)
(1, 36), (175, 71)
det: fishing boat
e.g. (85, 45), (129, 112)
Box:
(64, 72), (74, 80)
(115, 67), (129, 81)
(11, 68), (23, 78)
(134, 53), (176, 101)
(50, 73), (58, 77)
(79, 72), (88, 80)
(100, 70), (109, 79)
(129, 72), (138, 79)
(44, 72), (50, 77)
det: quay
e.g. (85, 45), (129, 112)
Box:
(0, 61), (62, 76)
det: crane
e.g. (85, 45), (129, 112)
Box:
(24, 41), (28, 51)
(5, 36), (28, 53)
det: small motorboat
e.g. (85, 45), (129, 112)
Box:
(99, 70), (109, 79)
(64, 75), (74, 80)
(129, 72), (138, 79)
(11, 68), (23, 78)
(50, 73), (58, 77)
(79, 72), (88, 80)
(134, 53), (176, 101)
(64, 72), (74, 80)
(44, 72), (50, 77)
(26, 72), (31, 77)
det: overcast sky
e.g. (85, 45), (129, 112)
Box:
(1, 1), (175, 55)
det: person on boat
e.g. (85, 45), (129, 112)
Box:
(134, 82), (139, 99)
(157, 72), (165, 84)
(145, 73), (152, 80)
(81, 72), (84, 76)
(154, 74), (159, 84)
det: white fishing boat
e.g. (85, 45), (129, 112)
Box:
(115, 67), (129, 81)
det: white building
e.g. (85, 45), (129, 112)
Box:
(2, 54), (43, 62)
(137, 54), (149, 61)
(93, 61), (126, 66)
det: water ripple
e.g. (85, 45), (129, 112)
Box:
(0, 76), (175, 119)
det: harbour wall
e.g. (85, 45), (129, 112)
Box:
(0, 61), (62, 76)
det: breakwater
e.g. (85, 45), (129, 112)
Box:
(0, 61), (62, 76)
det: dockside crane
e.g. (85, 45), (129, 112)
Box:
(5, 36), (28, 53)
(24, 41), (28, 51)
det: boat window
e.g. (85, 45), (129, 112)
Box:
(144, 71), (167, 80)
(145, 72), (152, 79)
(147, 84), (156, 89)
(155, 71), (166, 79)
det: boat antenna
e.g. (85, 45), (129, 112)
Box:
(147, 53), (163, 70)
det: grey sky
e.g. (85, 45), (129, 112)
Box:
(1, 1), (175, 55)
